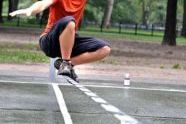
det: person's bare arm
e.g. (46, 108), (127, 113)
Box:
(9, 0), (54, 17)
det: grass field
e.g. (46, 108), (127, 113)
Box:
(79, 30), (186, 45)
(1, 19), (186, 45)
(0, 43), (48, 64)
(0, 21), (186, 64)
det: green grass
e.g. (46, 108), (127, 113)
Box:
(0, 17), (44, 28)
(79, 30), (186, 45)
(1, 20), (186, 45)
(82, 25), (164, 36)
(0, 22), (185, 64)
(0, 43), (48, 64)
(172, 64), (182, 69)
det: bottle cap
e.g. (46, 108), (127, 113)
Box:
(125, 73), (130, 78)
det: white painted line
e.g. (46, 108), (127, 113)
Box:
(79, 87), (91, 92)
(63, 77), (140, 124)
(114, 114), (139, 124)
(0, 80), (51, 85)
(58, 83), (186, 93)
(73, 84), (186, 93)
(52, 83), (73, 124)
(84, 92), (98, 97)
(101, 104), (121, 114)
(91, 97), (107, 104)
(75, 84), (84, 88)
(1, 79), (186, 93)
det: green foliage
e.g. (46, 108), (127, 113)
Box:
(160, 64), (164, 69)
(84, 0), (184, 26)
(112, 0), (141, 23)
(18, 0), (33, 9)
(148, 1), (167, 25)
(172, 64), (182, 69)
(84, 3), (104, 24)
(1, 0), (185, 26)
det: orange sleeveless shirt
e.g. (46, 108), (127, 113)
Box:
(42, 0), (87, 35)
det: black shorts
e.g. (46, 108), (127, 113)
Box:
(39, 16), (110, 58)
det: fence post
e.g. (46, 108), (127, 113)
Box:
(151, 24), (154, 36)
(176, 26), (179, 37)
(135, 23), (138, 35)
(119, 22), (122, 34)
(100, 20), (103, 32)
(17, 17), (20, 27)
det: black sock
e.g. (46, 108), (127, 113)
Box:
(62, 59), (70, 62)
(71, 64), (75, 67)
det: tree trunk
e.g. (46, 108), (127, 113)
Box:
(0, 0), (3, 23)
(181, 0), (186, 37)
(8, 0), (19, 21)
(162, 0), (177, 46)
(142, 1), (147, 26)
(102, 0), (114, 28)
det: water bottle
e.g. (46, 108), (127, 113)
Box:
(124, 73), (130, 86)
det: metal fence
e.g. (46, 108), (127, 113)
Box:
(1, 16), (182, 37)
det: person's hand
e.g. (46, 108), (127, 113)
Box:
(9, 8), (32, 17)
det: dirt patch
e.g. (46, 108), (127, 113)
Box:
(107, 40), (186, 70)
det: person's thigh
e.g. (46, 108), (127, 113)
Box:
(71, 35), (110, 57)
(39, 16), (75, 58)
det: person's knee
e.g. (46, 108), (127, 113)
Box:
(66, 21), (76, 33)
(57, 16), (76, 33)
(100, 46), (111, 56)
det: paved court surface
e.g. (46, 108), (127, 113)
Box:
(0, 75), (186, 124)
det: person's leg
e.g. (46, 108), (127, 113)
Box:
(39, 16), (76, 59)
(57, 21), (76, 76)
(59, 21), (76, 60)
(53, 35), (111, 81)
(70, 36), (111, 66)
(71, 46), (111, 65)
(39, 16), (78, 80)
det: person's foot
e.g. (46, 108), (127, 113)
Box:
(55, 59), (79, 82)
(54, 58), (62, 70)
(71, 68), (79, 82)
(57, 60), (72, 77)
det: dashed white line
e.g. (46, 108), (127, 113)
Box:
(101, 104), (122, 114)
(52, 83), (73, 124)
(91, 97), (107, 104)
(84, 91), (97, 97)
(79, 87), (91, 92)
(64, 77), (140, 124)
(115, 114), (139, 124)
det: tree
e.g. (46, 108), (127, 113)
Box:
(139, 0), (156, 28)
(141, 0), (150, 26)
(84, 0), (105, 25)
(112, 0), (141, 24)
(162, 0), (178, 46)
(0, 0), (3, 23)
(8, 0), (19, 20)
(102, 0), (114, 28)
(181, 0), (186, 37)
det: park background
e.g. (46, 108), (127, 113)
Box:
(0, 0), (185, 82)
